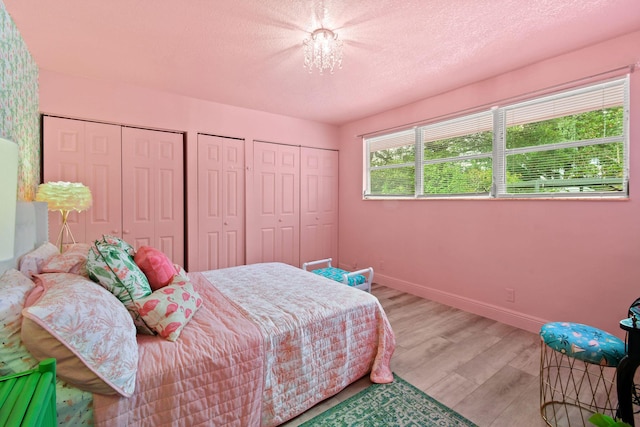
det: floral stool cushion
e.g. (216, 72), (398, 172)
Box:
(311, 267), (366, 287)
(540, 322), (626, 367)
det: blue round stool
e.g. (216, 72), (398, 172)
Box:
(539, 322), (626, 426)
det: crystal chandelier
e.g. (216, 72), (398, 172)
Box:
(303, 28), (343, 74)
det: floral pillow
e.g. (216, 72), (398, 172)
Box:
(134, 246), (176, 291)
(41, 243), (91, 277)
(174, 264), (188, 278)
(18, 242), (59, 277)
(133, 275), (203, 342)
(22, 273), (138, 397)
(98, 235), (135, 257)
(87, 241), (154, 335)
(0, 269), (38, 376)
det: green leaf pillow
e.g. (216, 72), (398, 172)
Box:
(87, 241), (154, 335)
(98, 235), (135, 257)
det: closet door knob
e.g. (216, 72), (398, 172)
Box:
(223, 222), (228, 226)
(111, 229), (119, 234)
(123, 230), (131, 234)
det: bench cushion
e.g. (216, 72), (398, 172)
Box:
(311, 267), (366, 287)
(540, 322), (625, 367)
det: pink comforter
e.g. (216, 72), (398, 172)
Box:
(93, 263), (395, 426)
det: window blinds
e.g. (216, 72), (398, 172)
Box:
(364, 76), (628, 199)
(504, 79), (625, 130)
(497, 77), (627, 197)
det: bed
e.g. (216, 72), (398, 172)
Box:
(1, 202), (395, 426)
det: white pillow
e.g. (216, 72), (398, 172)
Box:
(22, 273), (138, 397)
(0, 269), (38, 376)
(18, 242), (58, 276)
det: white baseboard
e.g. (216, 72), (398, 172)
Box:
(369, 270), (548, 334)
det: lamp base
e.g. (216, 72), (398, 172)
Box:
(56, 210), (76, 253)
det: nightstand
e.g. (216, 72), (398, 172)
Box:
(0, 359), (56, 427)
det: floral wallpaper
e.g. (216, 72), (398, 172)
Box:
(0, 0), (39, 201)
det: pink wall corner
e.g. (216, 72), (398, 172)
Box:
(337, 30), (640, 337)
(38, 70), (339, 271)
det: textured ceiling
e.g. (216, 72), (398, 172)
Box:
(4, 0), (640, 125)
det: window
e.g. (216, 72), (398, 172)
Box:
(421, 111), (493, 196)
(364, 77), (629, 199)
(367, 129), (416, 196)
(498, 80), (627, 196)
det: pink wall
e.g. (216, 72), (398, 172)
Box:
(38, 70), (339, 271)
(337, 30), (640, 337)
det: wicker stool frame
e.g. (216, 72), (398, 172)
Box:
(540, 341), (618, 426)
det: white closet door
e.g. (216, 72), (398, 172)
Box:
(248, 141), (300, 266)
(197, 134), (245, 271)
(84, 121), (123, 241)
(300, 148), (339, 266)
(43, 116), (121, 245)
(122, 127), (184, 266)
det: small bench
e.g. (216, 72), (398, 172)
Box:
(302, 258), (373, 292)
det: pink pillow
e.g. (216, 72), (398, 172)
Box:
(134, 246), (175, 291)
(41, 243), (91, 277)
(133, 275), (203, 342)
(22, 273), (138, 396)
(18, 242), (58, 277)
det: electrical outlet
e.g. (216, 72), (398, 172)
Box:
(506, 288), (515, 303)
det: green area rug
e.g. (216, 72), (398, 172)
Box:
(301, 374), (477, 427)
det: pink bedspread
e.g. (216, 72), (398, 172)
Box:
(93, 263), (395, 426)
(93, 273), (264, 426)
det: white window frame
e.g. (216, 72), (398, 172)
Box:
(365, 128), (417, 197)
(418, 110), (494, 198)
(363, 76), (629, 199)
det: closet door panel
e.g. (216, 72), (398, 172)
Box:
(252, 142), (279, 263)
(279, 225), (297, 267)
(157, 138), (184, 248)
(198, 139), (223, 270)
(222, 139), (245, 267)
(260, 228), (276, 262)
(123, 141), (155, 250)
(300, 148), (338, 265)
(224, 229), (241, 267)
(251, 141), (299, 266)
(279, 144), (300, 267)
(122, 127), (184, 265)
(205, 232), (221, 270)
(260, 173), (276, 215)
(84, 122), (122, 242)
(43, 117), (86, 243)
(157, 158), (182, 264)
(196, 134), (244, 271)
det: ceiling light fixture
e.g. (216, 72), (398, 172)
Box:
(303, 28), (343, 74)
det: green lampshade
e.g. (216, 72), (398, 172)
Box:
(36, 182), (92, 212)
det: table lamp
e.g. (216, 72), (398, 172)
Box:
(36, 182), (92, 252)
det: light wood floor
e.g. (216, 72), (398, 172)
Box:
(283, 283), (624, 426)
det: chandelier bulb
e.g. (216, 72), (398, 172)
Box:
(303, 28), (343, 74)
